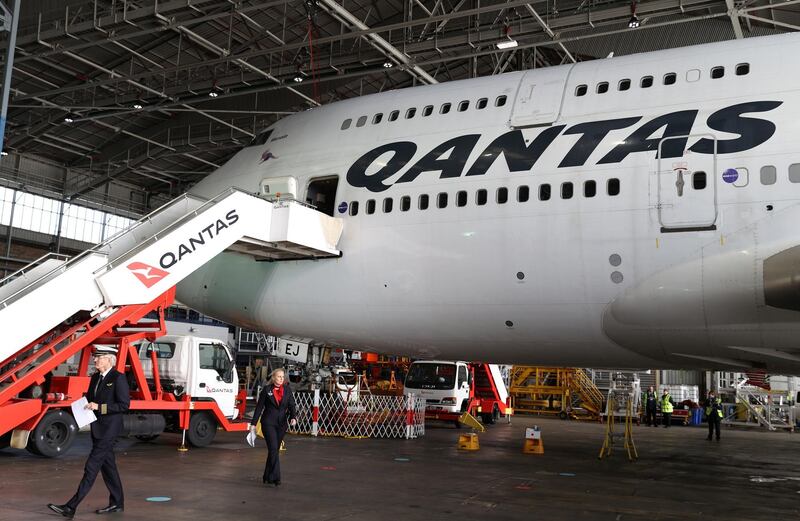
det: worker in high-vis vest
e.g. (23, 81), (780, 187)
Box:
(704, 390), (724, 441)
(661, 389), (674, 428)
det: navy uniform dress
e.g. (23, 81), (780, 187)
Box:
(66, 368), (130, 510)
(252, 383), (297, 484)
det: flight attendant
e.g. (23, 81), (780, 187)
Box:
(48, 345), (129, 518)
(250, 368), (297, 486)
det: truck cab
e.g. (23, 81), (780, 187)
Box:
(138, 335), (239, 419)
(403, 360), (472, 415)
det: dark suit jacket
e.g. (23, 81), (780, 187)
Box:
(87, 369), (130, 440)
(252, 384), (297, 428)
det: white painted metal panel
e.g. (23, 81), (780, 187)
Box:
(509, 66), (572, 127)
(0, 258), (65, 302)
(488, 364), (509, 404)
(658, 135), (717, 230)
(269, 202), (343, 255)
(0, 253), (107, 363)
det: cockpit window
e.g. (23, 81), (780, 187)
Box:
(248, 129), (273, 147)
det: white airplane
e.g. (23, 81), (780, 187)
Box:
(178, 32), (800, 373)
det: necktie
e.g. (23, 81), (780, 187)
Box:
(94, 373), (103, 398)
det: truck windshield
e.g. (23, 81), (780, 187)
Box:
(405, 363), (456, 390)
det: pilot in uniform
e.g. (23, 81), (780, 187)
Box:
(48, 345), (130, 518)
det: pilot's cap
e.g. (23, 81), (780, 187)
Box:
(92, 344), (118, 355)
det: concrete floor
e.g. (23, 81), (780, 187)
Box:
(1, 416), (798, 521)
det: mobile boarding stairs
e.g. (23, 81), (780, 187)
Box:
(0, 188), (343, 451)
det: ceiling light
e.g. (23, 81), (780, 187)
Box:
(383, 60), (394, 68)
(293, 73), (304, 83)
(208, 90), (219, 98)
(133, 103), (143, 110)
(628, 15), (640, 28)
(64, 116), (74, 123)
(0, 151), (8, 156)
(496, 38), (518, 50)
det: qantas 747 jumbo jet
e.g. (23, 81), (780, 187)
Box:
(177, 32), (800, 374)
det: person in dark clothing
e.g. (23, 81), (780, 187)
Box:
(48, 345), (130, 518)
(250, 368), (297, 486)
(643, 386), (658, 426)
(704, 390), (724, 441)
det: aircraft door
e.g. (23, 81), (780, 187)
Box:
(509, 66), (572, 128)
(196, 342), (236, 417)
(657, 134), (717, 232)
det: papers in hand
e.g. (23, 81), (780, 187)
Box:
(246, 430), (257, 448)
(70, 397), (97, 429)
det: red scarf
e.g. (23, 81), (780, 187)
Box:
(273, 384), (284, 404)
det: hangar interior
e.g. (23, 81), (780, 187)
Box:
(1, 2), (800, 520)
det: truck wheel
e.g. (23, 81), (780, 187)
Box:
(559, 411), (568, 420)
(27, 410), (78, 458)
(453, 420), (463, 429)
(481, 405), (499, 425)
(135, 434), (160, 442)
(186, 412), (217, 447)
(0, 432), (11, 449)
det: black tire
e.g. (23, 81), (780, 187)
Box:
(135, 434), (160, 442)
(186, 412), (217, 447)
(558, 410), (569, 420)
(0, 432), (11, 450)
(453, 420), (462, 429)
(26, 410), (78, 458)
(481, 405), (500, 425)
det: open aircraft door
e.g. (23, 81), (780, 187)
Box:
(657, 135), (718, 232)
(509, 66), (572, 128)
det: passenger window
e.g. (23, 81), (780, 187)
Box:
(422, 105), (433, 117)
(711, 66), (725, 79)
(366, 199), (376, 214)
(348, 201), (359, 216)
(760, 165), (776, 185)
(440, 103), (451, 114)
(418, 194), (429, 210)
(476, 189), (487, 206)
(400, 196), (411, 212)
(458, 101), (469, 112)
(199, 343), (233, 383)
(618, 79), (631, 91)
(456, 191), (467, 207)
(789, 164), (800, 183)
(383, 198), (393, 213)
(607, 178), (620, 196)
(584, 180), (596, 198)
(736, 63), (750, 76)
(575, 84), (588, 96)
(495, 95), (507, 107)
(477, 98), (488, 109)
(640, 76), (653, 88)
(517, 185), (529, 203)
(496, 187), (508, 204)
(437, 192), (448, 208)
(341, 119), (352, 130)
(406, 108), (416, 119)
(596, 82), (609, 94)
(539, 184), (551, 201)
(373, 113), (383, 124)
(389, 110), (399, 122)
(356, 116), (367, 127)
(693, 172), (707, 190)
(663, 73), (677, 85)
(561, 182), (574, 199)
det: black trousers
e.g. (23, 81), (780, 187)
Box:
(645, 406), (657, 426)
(662, 412), (672, 427)
(707, 416), (721, 439)
(67, 437), (123, 509)
(262, 423), (288, 483)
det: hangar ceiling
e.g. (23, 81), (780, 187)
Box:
(1, 0), (798, 212)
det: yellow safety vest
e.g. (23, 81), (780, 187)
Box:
(705, 397), (723, 418)
(661, 394), (673, 413)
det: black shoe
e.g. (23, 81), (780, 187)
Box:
(274, 480), (281, 487)
(716, 437), (720, 442)
(707, 436), (712, 441)
(47, 504), (75, 519)
(95, 504), (123, 514)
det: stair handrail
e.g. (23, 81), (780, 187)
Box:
(0, 252), (71, 287)
(0, 191), (207, 309)
(95, 186), (249, 274)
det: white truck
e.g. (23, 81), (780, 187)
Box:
(403, 360), (510, 427)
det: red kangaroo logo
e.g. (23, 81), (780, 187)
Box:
(127, 262), (169, 288)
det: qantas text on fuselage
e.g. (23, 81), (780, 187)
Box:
(346, 101), (781, 193)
